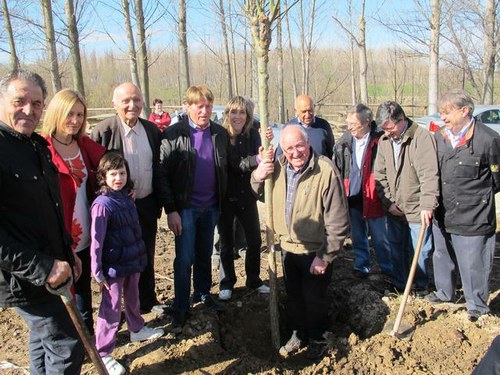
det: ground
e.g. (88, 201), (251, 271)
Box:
(0, 214), (499, 375)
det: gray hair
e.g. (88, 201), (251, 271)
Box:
(439, 89), (475, 118)
(347, 103), (373, 124)
(375, 101), (406, 129)
(0, 69), (48, 100)
(281, 124), (310, 144)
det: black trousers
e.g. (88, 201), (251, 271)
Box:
(136, 193), (159, 311)
(282, 251), (333, 341)
(74, 247), (94, 335)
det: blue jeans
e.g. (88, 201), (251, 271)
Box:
(349, 207), (392, 274)
(173, 205), (219, 312)
(387, 216), (433, 291)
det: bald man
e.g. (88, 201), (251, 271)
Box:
(91, 83), (162, 314)
(284, 94), (335, 158)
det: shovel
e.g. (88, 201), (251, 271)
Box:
(389, 224), (427, 339)
(46, 277), (108, 375)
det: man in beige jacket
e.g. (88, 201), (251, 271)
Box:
(252, 125), (349, 360)
(374, 101), (439, 296)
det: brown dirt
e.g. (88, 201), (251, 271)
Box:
(1, 214), (499, 375)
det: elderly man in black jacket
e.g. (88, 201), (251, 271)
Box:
(0, 69), (84, 374)
(427, 89), (500, 322)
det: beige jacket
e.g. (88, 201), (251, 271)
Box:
(374, 120), (439, 223)
(251, 152), (349, 263)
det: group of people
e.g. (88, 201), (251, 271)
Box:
(0, 67), (498, 374)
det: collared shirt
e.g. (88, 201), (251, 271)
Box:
(354, 132), (370, 170)
(119, 119), (153, 199)
(391, 121), (408, 168)
(285, 162), (306, 229)
(350, 132), (370, 197)
(297, 116), (316, 128)
(188, 116), (211, 131)
(445, 118), (474, 148)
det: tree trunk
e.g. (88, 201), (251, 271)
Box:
(276, 4), (285, 124)
(64, 0), (85, 96)
(482, 0), (496, 105)
(218, 0), (233, 100)
(350, 37), (357, 105)
(121, 0), (140, 87)
(428, 0), (440, 114)
(229, 0), (239, 96)
(2, 0), (20, 70)
(178, 0), (190, 95)
(284, 0), (298, 100)
(304, 0), (316, 96)
(358, 0), (368, 104)
(41, 0), (61, 93)
(134, 0), (150, 117)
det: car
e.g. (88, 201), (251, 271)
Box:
(170, 105), (283, 147)
(415, 105), (500, 134)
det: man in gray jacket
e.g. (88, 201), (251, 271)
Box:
(374, 101), (439, 295)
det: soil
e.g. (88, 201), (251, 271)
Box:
(1, 212), (499, 375)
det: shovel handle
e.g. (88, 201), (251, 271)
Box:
(45, 276), (74, 301)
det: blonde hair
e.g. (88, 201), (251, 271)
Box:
(41, 89), (88, 139)
(223, 96), (253, 137)
(184, 85), (214, 106)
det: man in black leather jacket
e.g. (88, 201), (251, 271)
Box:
(0, 69), (84, 374)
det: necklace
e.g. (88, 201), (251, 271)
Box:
(53, 136), (74, 146)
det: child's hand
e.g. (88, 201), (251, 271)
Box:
(100, 281), (110, 291)
(129, 189), (136, 201)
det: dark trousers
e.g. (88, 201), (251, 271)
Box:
(472, 335), (500, 375)
(432, 223), (494, 314)
(15, 299), (85, 375)
(219, 201), (263, 290)
(282, 251), (333, 341)
(136, 194), (159, 311)
(74, 247), (94, 335)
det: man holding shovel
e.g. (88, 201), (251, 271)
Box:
(0, 69), (84, 373)
(374, 101), (439, 296)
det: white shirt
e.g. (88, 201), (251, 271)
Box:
(353, 132), (370, 170)
(119, 120), (153, 199)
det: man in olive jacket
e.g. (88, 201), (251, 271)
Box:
(374, 101), (439, 295)
(427, 89), (500, 322)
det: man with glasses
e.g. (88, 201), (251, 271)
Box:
(251, 125), (349, 360)
(427, 89), (500, 322)
(373, 101), (439, 296)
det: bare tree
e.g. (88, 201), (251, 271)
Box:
(216, 0), (233, 100)
(228, 0), (239, 96)
(244, 0), (281, 351)
(482, 0), (496, 104)
(134, 0), (150, 116)
(121, 0), (140, 87)
(178, 0), (190, 95)
(2, 0), (20, 70)
(64, 0), (85, 96)
(428, 0), (440, 114)
(284, 0), (298, 99)
(41, 0), (62, 93)
(276, 4), (286, 123)
(298, 0), (316, 94)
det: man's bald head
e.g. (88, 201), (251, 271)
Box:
(112, 82), (144, 127)
(295, 94), (315, 126)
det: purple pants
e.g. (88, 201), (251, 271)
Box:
(95, 272), (144, 356)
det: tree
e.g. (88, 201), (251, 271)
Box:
(178, 0), (190, 96)
(134, 0), (150, 116)
(428, 0), (440, 114)
(284, 0), (298, 99)
(121, 0), (140, 87)
(482, 0), (496, 104)
(64, 0), (85, 96)
(217, 0), (233, 100)
(276, 3), (286, 123)
(298, 0), (316, 94)
(244, 0), (281, 352)
(2, 0), (20, 70)
(41, 0), (62, 93)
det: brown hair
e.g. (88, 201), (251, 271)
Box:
(223, 96), (253, 137)
(96, 152), (134, 193)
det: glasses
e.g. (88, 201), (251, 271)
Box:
(439, 107), (464, 117)
(283, 144), (307, 155)
(381, 118), (403, 131)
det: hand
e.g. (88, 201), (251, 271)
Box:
(100, 281), (110, 291)
(253, 157), (274, 182)
(388, 203), (404, 217)
(265, 127), (274, 141)
(258, 145), (275, 162)
(167, 211), (183, 236)
(128, 189), (137, 201)
(72, 252), (82, 282)
(310, 256), (328, 275)
(421, 210), (433, 227)
(46, 259), (72, 288)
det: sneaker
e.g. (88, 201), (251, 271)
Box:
(151, 304), (173, 315)
(171, 311), (188, 334)
(425, 291), (448, 305)
(200, 294), (225, 311)
(468, 310), (483, 322)
(219, 289), (233, 301)
(306, 341), (328, 360)
(256, 284), (270, 294)
(279, 330), (302, 357)
(130, 325), (164, 342)
(102, 355), (126, 375)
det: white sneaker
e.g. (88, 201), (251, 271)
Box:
(102, 355), (126, 375)
(279, 330), (302, 357)
(219, 289), (232, 300)
(130, 325), (164, 342)
(256, 284), (270, 294)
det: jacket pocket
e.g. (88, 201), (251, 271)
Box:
(452, 194), (489, 225)
(454, 157), (480, 179)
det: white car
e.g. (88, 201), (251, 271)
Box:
(415, 105), (500, 134)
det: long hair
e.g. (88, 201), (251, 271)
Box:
(223, 96), (253, 138)
(41, 89), (88, 139)
(96, 152), (134, 193)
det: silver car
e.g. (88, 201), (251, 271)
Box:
(415, 105), (500, 134)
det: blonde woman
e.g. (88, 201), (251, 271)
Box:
(218, 96), (272, 301)
(41, 89), (106, 335)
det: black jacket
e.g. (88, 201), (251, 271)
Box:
(0, 123), (73, 307)
(434, 121), (500, 235)
(158, 115), (229, 213)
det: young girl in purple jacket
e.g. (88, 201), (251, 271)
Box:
(91, 152), (164, 375)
